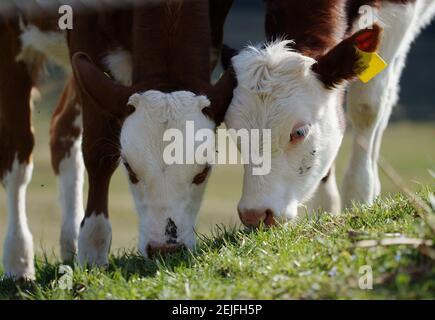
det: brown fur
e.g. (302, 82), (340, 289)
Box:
(312, 25), (383, 89)
(263, 1), (382, 88)
(209, 0), (235, 70)
(50, 77), (82, 174)
(0, 17), (39, 181)
(265, 0), (348, 59)
(346, 0), (381, 32)
(192, 164), (211, 185)
(130, 2), (212, 87)
(69, 0), (235, 219)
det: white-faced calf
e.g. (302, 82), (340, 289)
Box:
(223, 0), (435, 227)
(0, 0), (235, 279)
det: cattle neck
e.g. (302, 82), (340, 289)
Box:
(131, 1), (212, 88)
(264, 0), (349, 59)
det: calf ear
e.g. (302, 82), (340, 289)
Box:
(312, 24), (383, 89)
(72, 52), (136, 117)
(221, 44), (239, 71)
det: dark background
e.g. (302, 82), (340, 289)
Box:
(223, 0), (435, 121)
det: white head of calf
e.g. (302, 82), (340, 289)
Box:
(224, 27), (382, 227)
(121, 90), (215, 257)
(72, 53), (236, 258)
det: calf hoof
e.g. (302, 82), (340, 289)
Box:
(3, 231), (35, 281)
(60, 220), (81, 262)
(77, 214), (112, 267)
(60, 233), (78, 263)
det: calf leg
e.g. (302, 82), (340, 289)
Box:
(372, 1), (435, 197)
(371, 54), (404, 197)
(50, 78), (84, 262)
(342, 1), (424, 208)
(2, 157), (34, 280)
(76, 110), (121, 267)
(78, 161), (115, 267)
(1, 19), (36, 279)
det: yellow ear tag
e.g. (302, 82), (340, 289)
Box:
(355, 46), (388, 83)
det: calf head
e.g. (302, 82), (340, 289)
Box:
(224, 26), (382, 227)
(73, 53), (235, 257)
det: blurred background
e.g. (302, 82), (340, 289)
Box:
(0, 0), (434, 259)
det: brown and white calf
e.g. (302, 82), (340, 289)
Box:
(0, 0), (235, 279)
(223, 0), (435, 227)
(0, 12), (72, 279)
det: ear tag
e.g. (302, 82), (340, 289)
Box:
(355, 46), (387, 83)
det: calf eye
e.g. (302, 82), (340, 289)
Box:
(123, 161), (139, 184)
(290, 124), (311, 143)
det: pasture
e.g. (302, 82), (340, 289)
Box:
(0, 90), (434, 299)
(1, 189), (434, 299)
(0, 0), (434, 303)
(0, 91), (434, 258)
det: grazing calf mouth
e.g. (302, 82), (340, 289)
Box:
(145, 218), (186, 258)
(146, 243), (186, 259)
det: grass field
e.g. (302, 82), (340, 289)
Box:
(0, 87), (435, 299)
(0, 98), (433, 260)
(1, 189), (434, 299)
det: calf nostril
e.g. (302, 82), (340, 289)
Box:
(263, 209), (276, 227)
(238, 209), (276, 228)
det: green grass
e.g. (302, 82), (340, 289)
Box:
(1, 188), (434, 300)
(1, 79), (434, 256)
(0, 82), (434, 299)
(0, 112), (434, 259)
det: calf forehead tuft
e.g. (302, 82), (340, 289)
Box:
(128, 90), (211, 122)
(232, 40), (317, 94)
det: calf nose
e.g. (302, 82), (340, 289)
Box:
(238, 208), (276, 228)
(146, 242), (186, 258)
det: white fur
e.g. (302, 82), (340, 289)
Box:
(103, 48), (133, 86)
(2, 157), (35, 280)
(342, 0), (435, 207)
(226, 41), (344, 220)
(78, 214), (112, 266)
(101, 49), (213, 257)
(58, 110), (84, 261)
(17, 23), (70, 71)
(121, 90), (215, 257)
(305, 165), (341, 215)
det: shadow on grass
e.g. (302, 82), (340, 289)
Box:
(0, 254), (62, 299)
(108, 224), (248, 280)
(0, 225), (247, 299)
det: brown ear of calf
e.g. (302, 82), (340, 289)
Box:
(312, 24), (383, 89)
(202, 67), (237, 126)
(72, 52), (136, 118)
